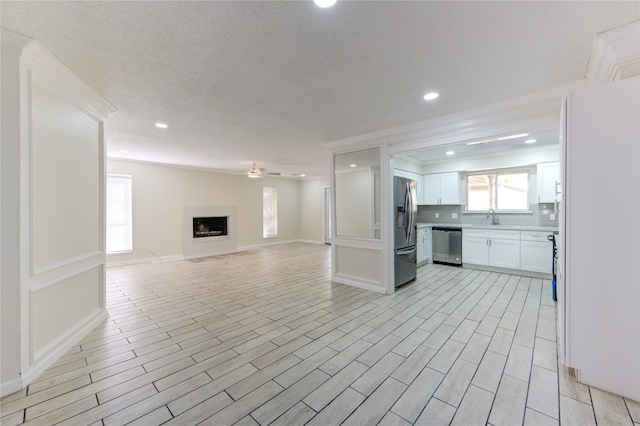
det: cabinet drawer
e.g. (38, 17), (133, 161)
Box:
(521, 230), (553, 241)
(489, 229), (520, 240)
(463, 228), (490, 238)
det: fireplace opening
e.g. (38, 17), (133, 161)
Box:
(193, 216), (228, 238)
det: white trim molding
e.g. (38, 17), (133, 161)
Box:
(587, 20), (640, 83)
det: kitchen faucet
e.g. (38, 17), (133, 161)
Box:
(487, 208), (499, 225)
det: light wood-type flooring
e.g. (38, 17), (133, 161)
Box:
(2, 243), (638, 425)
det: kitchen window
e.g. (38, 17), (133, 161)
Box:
(466, 170), (529, 211)
(106, 174), (132, 253)
(263, 186), (277, 238)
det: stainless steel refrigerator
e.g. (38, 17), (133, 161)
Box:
(394, 176), (417, 288)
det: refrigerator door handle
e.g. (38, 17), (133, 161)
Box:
(406, 181), (414, 243)
(404, 182), (411, 243)
(396, 247), (417, 256)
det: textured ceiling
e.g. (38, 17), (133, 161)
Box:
(2, 1), (638, 177)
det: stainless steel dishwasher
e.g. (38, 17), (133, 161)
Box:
(432, 227), (462, 266)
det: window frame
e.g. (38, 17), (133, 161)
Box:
(465, 167), (531, 213)
(106, 174), (133, 254)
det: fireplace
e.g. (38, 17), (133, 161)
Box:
(183, 206), (236, 258)
(193, 216), (228, 238)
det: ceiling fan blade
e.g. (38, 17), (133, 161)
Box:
(266, 172), (281, 176)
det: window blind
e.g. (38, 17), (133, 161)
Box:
(106, 174), (132, 253)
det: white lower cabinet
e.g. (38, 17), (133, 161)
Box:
(461, 235), (490, 265)
(417, 226), (432, 265)
(490, 238), (520, 269)
(520, 231), (553, 274)
(462, 229), (520, 269)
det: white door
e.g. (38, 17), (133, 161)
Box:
(324, 187), (332, 244)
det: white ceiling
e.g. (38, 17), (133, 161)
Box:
(2, 1), (638, 177)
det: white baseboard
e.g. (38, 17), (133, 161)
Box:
(237, 239), (299, 251)
(330, 274), (387, 294)
(107, 240), (326, 267)
(297, 239), (326, 245)
(0, 376), (23, 398)
(20, 309), (107, 390)
(107, 254), (182, 267)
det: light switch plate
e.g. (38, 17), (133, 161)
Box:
(435, 213), (439, 218)
(550, 213), (556, 220)
(452, 213), (458, 219)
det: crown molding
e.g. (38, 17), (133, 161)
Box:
(325, 79), (588, 156)
(587, 20), (640, 84)
(2, 27), (117, 119)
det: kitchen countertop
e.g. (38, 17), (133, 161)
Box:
(417, 222), (558, 232)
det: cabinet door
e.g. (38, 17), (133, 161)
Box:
(415, 174), (424, 205)
(426, 227), (432, 261)
(520, 240), (552, 273)
(439, 172), (460, 204)
(422, 174), (440, 205)
(417, 229), (428, 263)
(490, 238), (521, 269)
(537, 162), (560, 203)
(462, 237), (489, 265)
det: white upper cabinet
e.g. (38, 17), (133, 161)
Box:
(536, 162), (560, 203)
(422, 172), (460, 205)
(439, 172), (461, 204)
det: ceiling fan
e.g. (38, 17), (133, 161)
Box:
(246, 162), (281, 178)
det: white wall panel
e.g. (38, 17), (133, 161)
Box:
(335, 245), (382, 285)
(31, 81), (101, 271)
(335, 169), (372, 238)
(31, 267), (101, 357)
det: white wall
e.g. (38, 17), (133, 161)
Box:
(1, 29), (113, 396)
(107, 159), (324, 264)
(299, 176), (330, 243)
(335, 169), (373, 238)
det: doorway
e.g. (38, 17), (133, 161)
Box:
(324, 187), (332, 244)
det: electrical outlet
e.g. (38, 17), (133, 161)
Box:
(435, 213), (439, 218)
(550, 213), (556, 220)
(452, 213), (458, 219)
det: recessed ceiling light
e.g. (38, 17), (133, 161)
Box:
(446, 151), (455, 156)
(155, 122), (168, 128)
(119, 150), (129, 154)
(300, 174), (306, 177)
(350, 164), (357, 168)
(525, 139), (537, 144)
(314, 0), (336, 7)
(423, 92), (439, 101)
